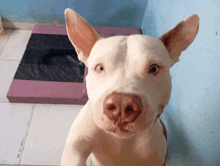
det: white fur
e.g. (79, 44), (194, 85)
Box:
(86, 35), (171, 136)
(61, 8), (199, 166)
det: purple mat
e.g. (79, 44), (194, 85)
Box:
(7, 25), (142, 104)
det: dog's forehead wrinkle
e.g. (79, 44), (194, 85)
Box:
(127, 35), (166, 55)
(93, 36), (128, 54)
(126, 35), (170, 68)
(88, 36), (128, 67)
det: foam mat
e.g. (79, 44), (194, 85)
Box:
(7, 25), (141, 104)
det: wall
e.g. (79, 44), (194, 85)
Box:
(0, 0), (147, 28)
(142, 0), (220, 166)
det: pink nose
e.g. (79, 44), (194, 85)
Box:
(103, 92), (142, 125)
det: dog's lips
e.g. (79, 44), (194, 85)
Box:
(103, 115), (133, 131)
(105, 126), (133, 137)
(103, 118), (141, 138)
(107, 127), (129, 133)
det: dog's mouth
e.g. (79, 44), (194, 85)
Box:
(102, 115), (139, 137)
(107, 126), (129, 133)
(105, 126), (134, 137)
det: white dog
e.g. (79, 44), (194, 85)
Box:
(61, 8), (199, 166)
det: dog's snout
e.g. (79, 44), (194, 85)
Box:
(103, 92), (142, 126)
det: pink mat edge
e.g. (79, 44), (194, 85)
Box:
(7, 68), (88, 105)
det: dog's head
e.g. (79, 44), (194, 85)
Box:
(65, 8), (199, 138)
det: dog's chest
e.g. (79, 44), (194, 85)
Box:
(91, 127), (165, 166)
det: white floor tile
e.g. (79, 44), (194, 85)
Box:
(0, 103), (34, 164)
(0, 30), (13, 55)
(0, 28), (94, 166)
(0, 30), (32, 60)
(20, 104), (84, 165)
(0, 60), (20, 103)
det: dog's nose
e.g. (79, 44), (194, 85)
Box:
(103, 92), (142, 125)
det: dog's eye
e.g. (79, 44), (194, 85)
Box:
(149, 64), (159, 75)
(95, 64), (104, 72)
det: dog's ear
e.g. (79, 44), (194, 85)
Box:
(159, 14), (199, 67)
(65, 8), (102, 66)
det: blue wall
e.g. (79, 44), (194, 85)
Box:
(142, 0), (220, 165)
(0, 0), (147, 28)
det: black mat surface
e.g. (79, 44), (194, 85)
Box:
(14, 34), (85, 83)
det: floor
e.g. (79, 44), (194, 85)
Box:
(0, 29), (93, 166)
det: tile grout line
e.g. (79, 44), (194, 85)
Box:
(18, 104), (36, 165)
(0, 59), (21, 61)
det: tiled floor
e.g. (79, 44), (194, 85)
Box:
(0, 29), (93, 165)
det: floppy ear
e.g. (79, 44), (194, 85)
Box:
(159, 14), (199, 67)
(65, 8), (102, 66)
